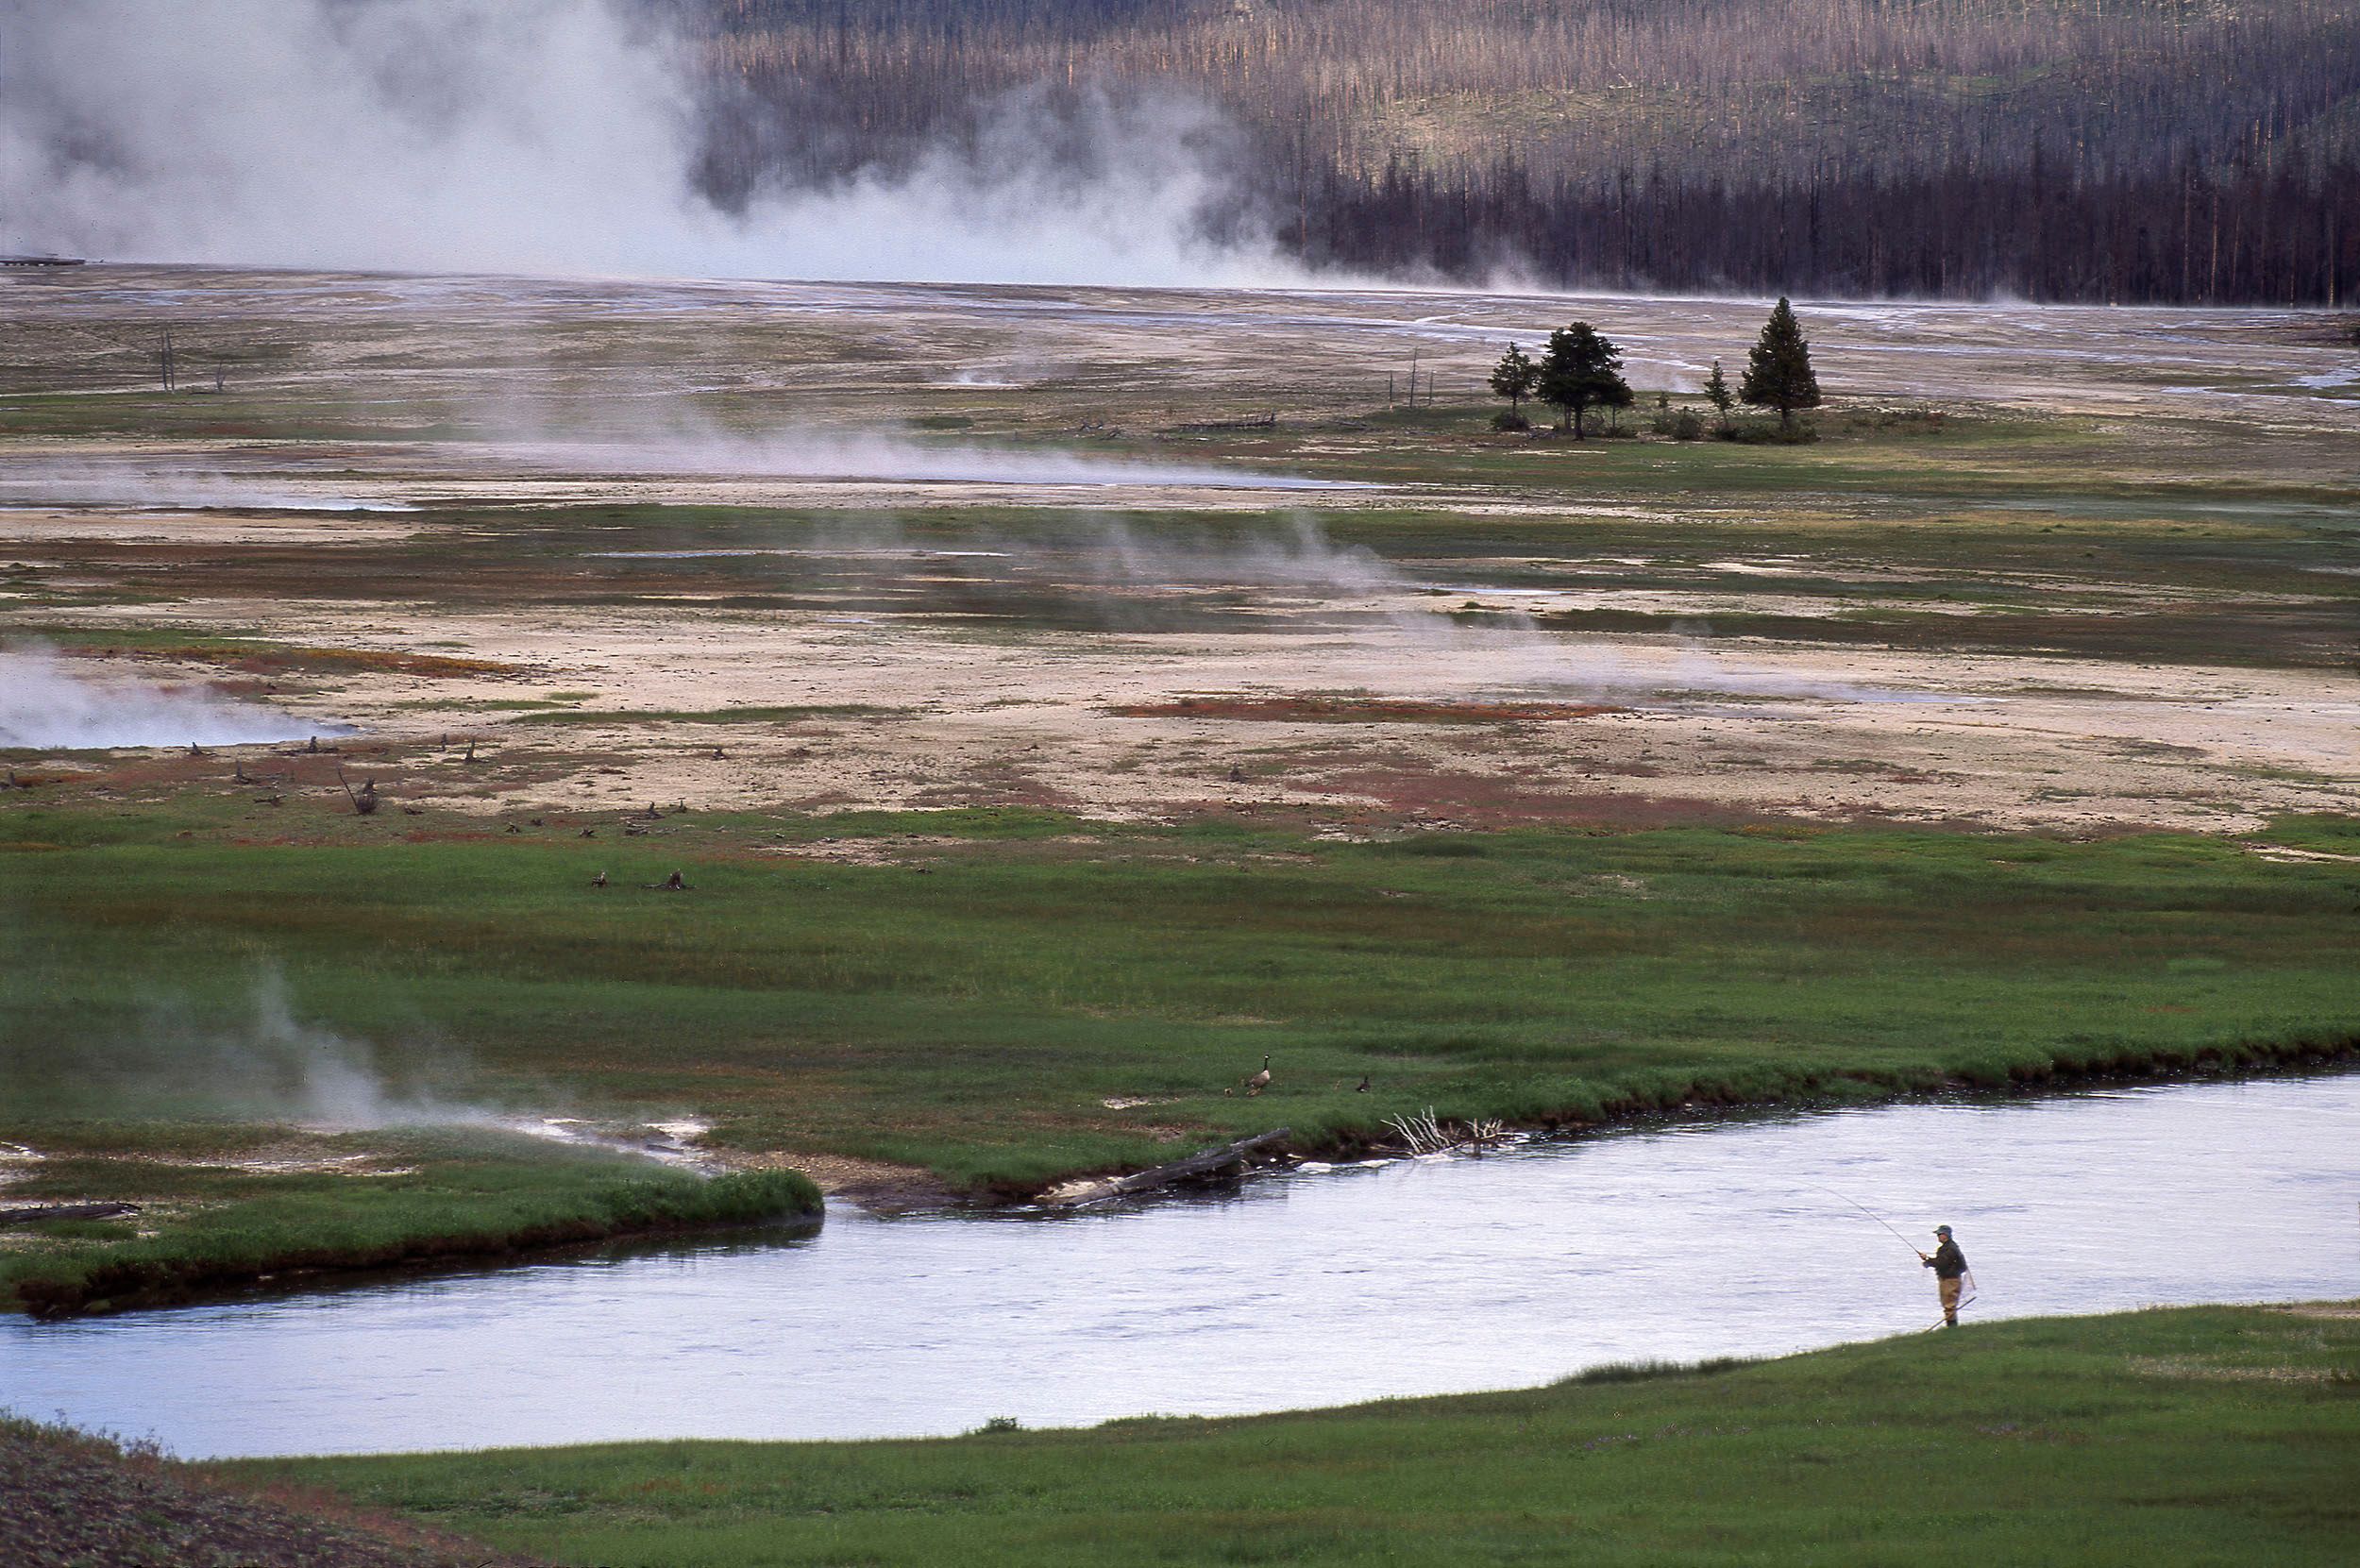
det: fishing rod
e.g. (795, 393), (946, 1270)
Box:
(1806, 1184), (1984, 1327)
(1806, 1182), (1928, 1260)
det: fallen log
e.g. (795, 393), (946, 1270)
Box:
(1039, 1128), (1291, 1208)
(0, 1202), (141, 1227)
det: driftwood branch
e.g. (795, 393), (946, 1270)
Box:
(1385, 1106), (1453, 1155)
(1040, 1128), (1291, 1208)
(1382, 1106), (1513, 1156)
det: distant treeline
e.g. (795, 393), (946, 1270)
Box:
(1307, 156), (2360, 306)
(679, 0), (2360, 303)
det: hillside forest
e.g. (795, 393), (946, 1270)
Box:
(683, 0), (2360, 304)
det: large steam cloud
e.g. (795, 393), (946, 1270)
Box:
(0, 0), (1291, 286)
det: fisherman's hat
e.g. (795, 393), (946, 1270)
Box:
(1934, 1224), (1952, 1235)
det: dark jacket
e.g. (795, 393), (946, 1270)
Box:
(1924, 1239), (1967, 1280)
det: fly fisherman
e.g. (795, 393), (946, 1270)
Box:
(1920, 1225), (1968, 1327)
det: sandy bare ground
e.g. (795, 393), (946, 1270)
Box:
(27, 580), (2349, 835)
(3, 267), (2354, 835)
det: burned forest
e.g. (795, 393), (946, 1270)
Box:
(682, 0), (2360, 303)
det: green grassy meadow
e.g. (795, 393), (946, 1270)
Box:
(6, 796), (2355, 1310)
(232, 1300), (2360, 1567)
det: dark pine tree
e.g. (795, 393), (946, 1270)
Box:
(1488, 342), (1539, 422)
(1740, 298), (1822, 430)
(1704, 359), (1734, 415)
(1537, 322), (1630, 438)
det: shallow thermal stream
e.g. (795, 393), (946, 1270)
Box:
(5, 1074), (2353, 1458)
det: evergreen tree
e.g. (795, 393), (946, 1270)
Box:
(1703, 359), (1734, 419)
(1536, 322), (1630, 438)
(1487, 343), (1539, 419)
(1703, 359), (1735, 436)
(1739, 297), (1821, 430)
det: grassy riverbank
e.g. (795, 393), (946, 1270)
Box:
(8, 806), (2358, 1187)
(223, 1300), (2360, 1566)
(0, 1132), (818, 1317)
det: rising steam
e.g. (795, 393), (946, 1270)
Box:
(0, 454), (416, 513)
(214, 972), (497, 1131)
(7, 969), (500, 1130)
(0, 645), (332, 750)
(0, 0), (1291, 286)
(512, 430), (1356, 491)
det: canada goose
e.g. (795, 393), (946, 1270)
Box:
(1355, 1075), (1371, 1093)
(1244, 1055), (1272, 1096)
(591, 870), (608, 888)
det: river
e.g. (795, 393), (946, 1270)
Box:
(4, 1073), (2353, 1458)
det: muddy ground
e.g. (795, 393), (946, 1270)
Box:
(0, 1415), (518, 1567)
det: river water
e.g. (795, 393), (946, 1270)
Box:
(4, 1074), (2353, 1458)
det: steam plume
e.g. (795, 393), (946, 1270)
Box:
(510, 430), (1355, 491)
(0, 455), (415, 513)
(216, 971), (496, 1131)
(0, 645), (331, 750)
(0, 0), (1291, 286)
(0, 969), (496, 1129)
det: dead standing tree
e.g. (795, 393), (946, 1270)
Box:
(336, 767), (379, 816)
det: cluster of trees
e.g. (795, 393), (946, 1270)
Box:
(1489, 298), (1819, 438)
(679, 0), (2360, 304)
